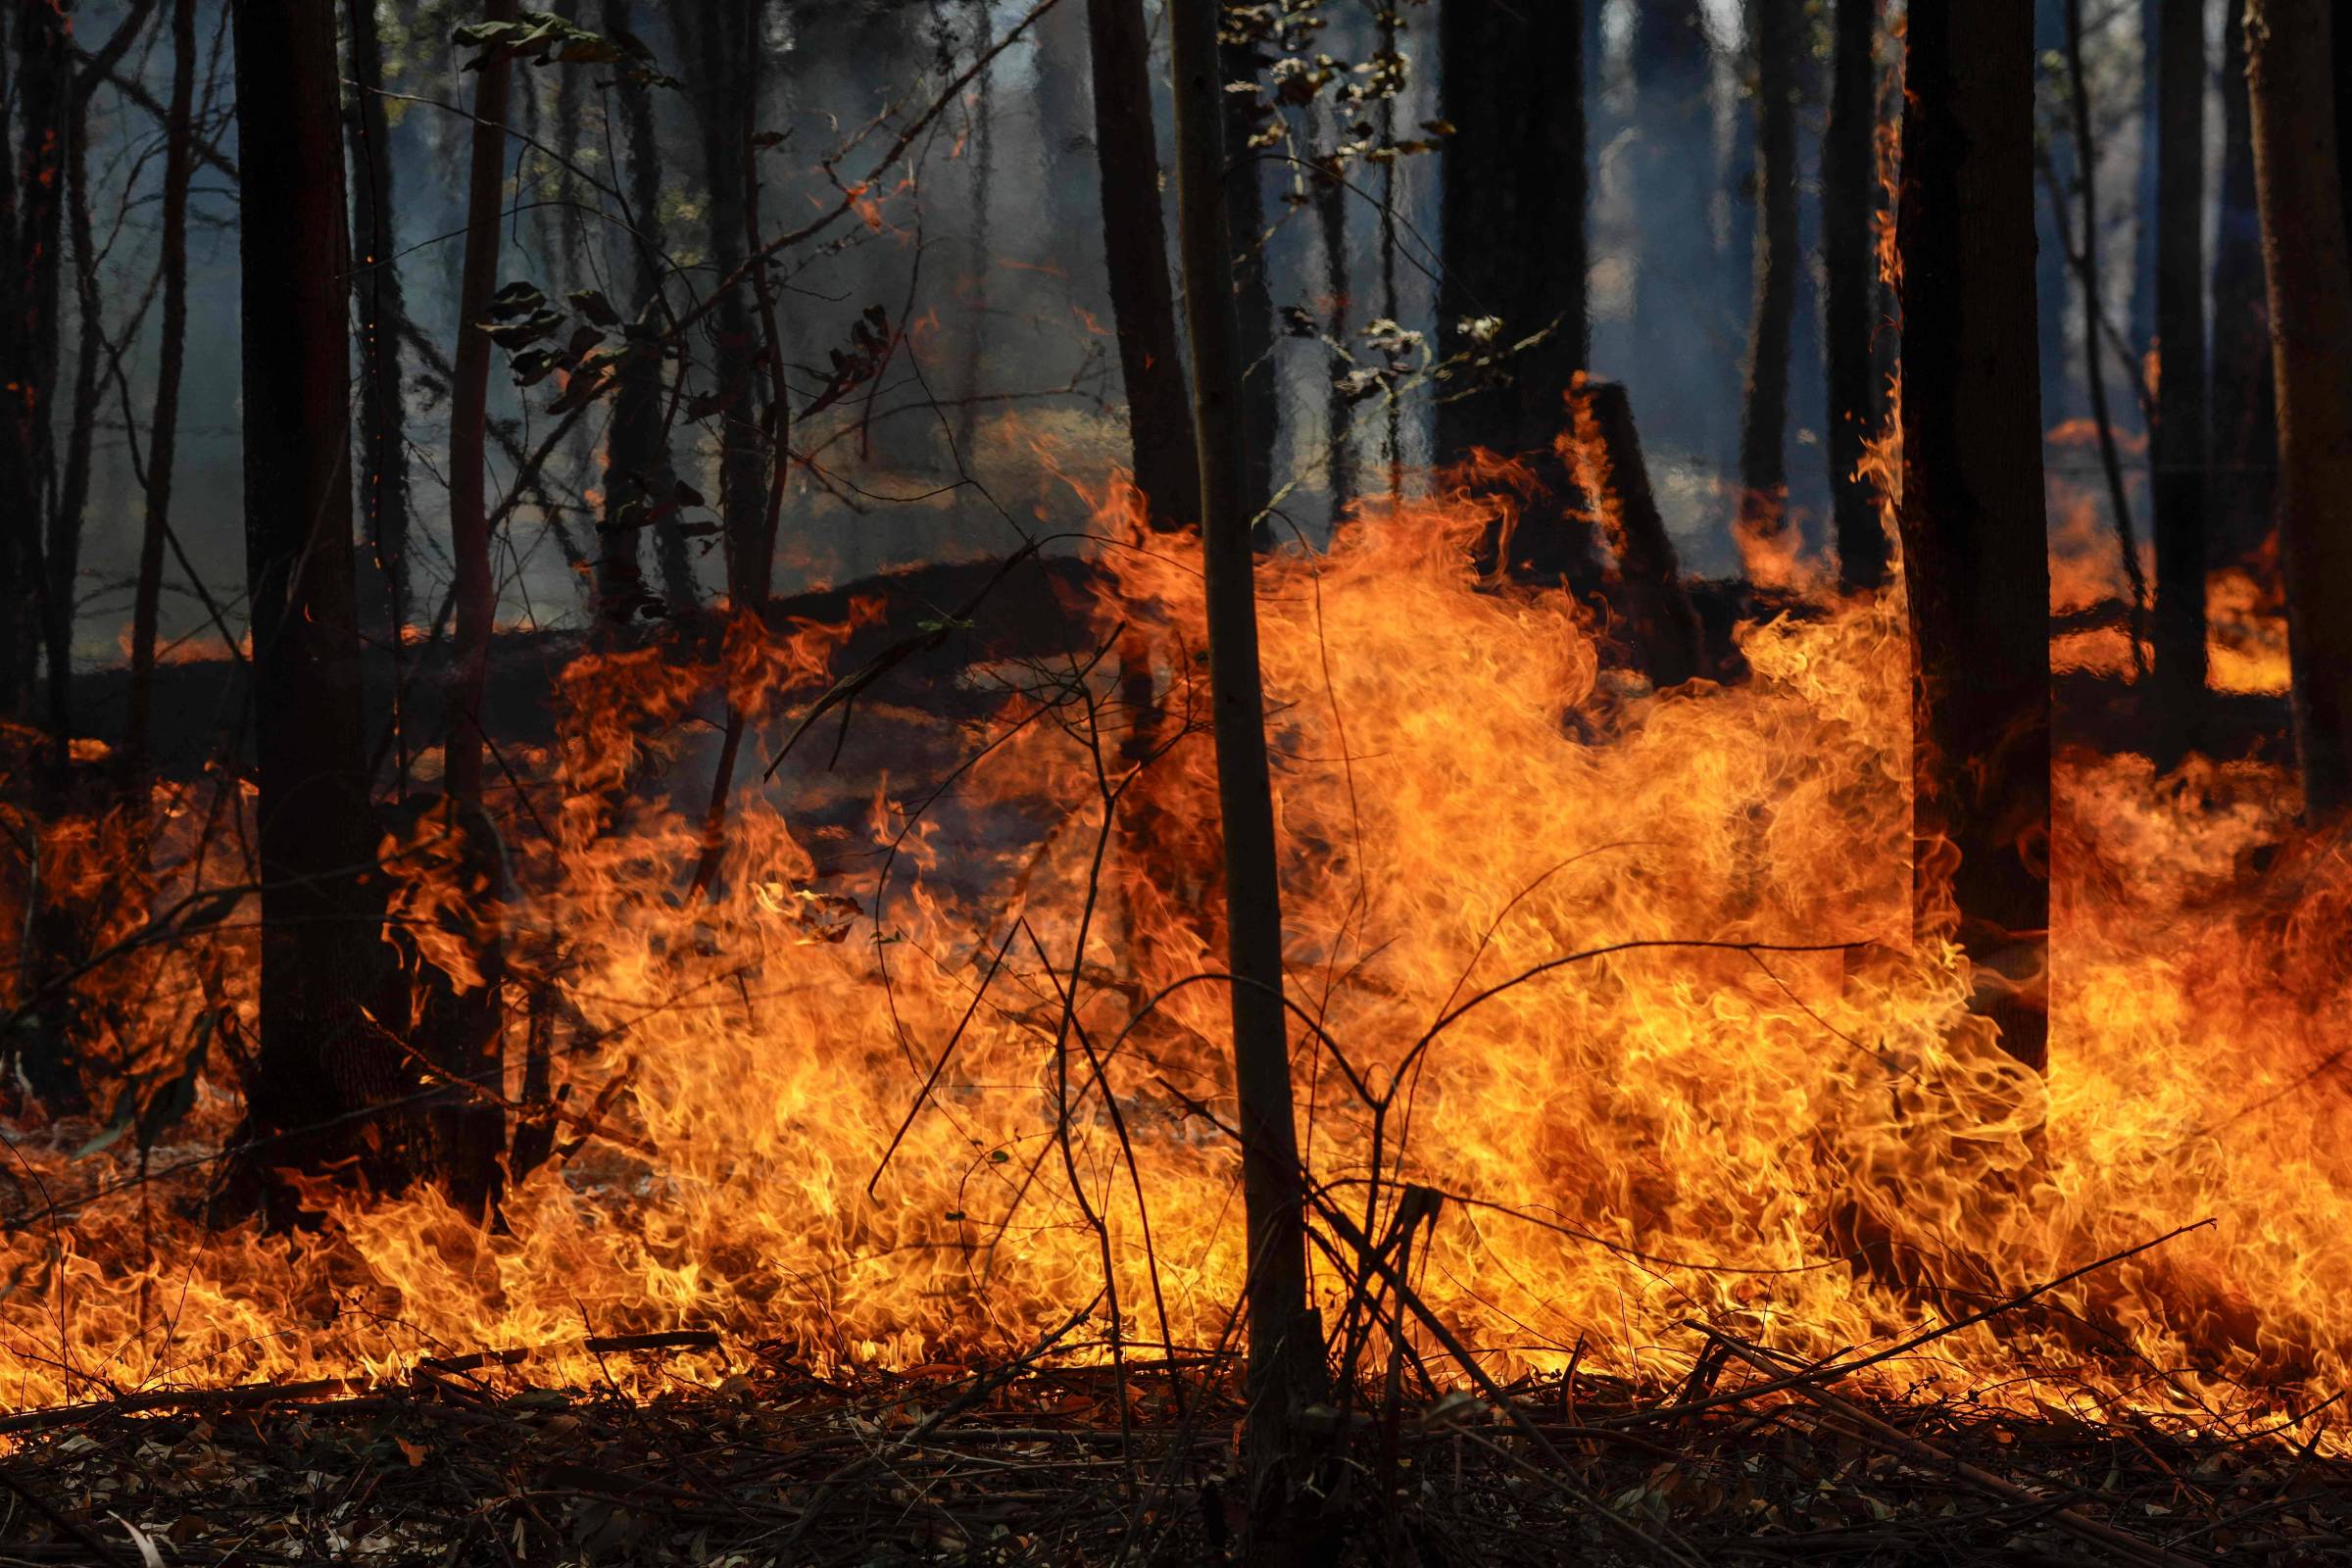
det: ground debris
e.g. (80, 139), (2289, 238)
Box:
(1, 1345), (2349, 1565)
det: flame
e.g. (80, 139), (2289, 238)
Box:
(1, 436), (2346, 1436)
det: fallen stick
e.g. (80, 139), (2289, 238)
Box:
(1696, 1327), (2210, 1568)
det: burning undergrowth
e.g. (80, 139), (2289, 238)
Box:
(0, 456), (2345, 1459)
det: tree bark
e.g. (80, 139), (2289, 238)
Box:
(597, 0), (687, 631)
(2209, 0), (2273, 569)
(231, 0), (406, 1217)
(1316, 102), (1350, 526)
(1575, 380), (1704, 686)
(444, 0), (515, 805)
(3, 0), (72, 718)
(1437, 0), (1594, 587)
(680, 0), (768, 609)
(1087, 0), (1200, 533)
(2246, 0), (2352, 817)
(1737, 0), (1800, 551)
(2150, 0), (2207, 755)
(1897, 0), (2052, 1071)
(124, 0), (195, 776)
(1219, 25), (1276, 537)
(1824, 0), (1886, 589)
(346, 0), (414, 699)
(1169, 0), (1324, 1530)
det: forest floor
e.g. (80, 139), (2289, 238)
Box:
(1, 1340), (2347, 1567)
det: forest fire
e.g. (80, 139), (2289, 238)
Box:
(3, 458), (2344, 1442)
(9, 0), (2352, 1557)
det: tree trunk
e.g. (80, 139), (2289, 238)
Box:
(1316, 102), (1350, 527)
(433, 0), (517, 1221)
(2150, 0), (2207, 756)
(1437, 0), (1595, 587)
(1737, 0), (1800, 552)
(1219, 26), (1276, 537)
(2246, 0), (2352, 817)
(1897, 0), (2052, 1071)
(1824, 0), (1886, 589)
(2209, 0), (2274, 568)
(681, 0), (768, 609)
(597, 0), (686, 631)
(346, 0), (414, 703)
(124, 0), (195, 776)
(1170, 0), (1324, 1533)
(3, 0), (72, 719)
(1575, 380), (1704, 686)
(231, 0), (407, 1218)
(47, 76), (103, 751)
(1086, 0), (1200, 533)
(445, 0), (514, 804)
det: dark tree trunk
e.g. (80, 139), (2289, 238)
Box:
(598, 0), (688, 630)
(1218, 26), (1276, 537)
(1897, 0), (2052, 1071)
(2247, 0), (2352, 817)
(1576, 380), (1704, 686)
(445, 0), (514, 805)
(230, 0), (407, 1217)
(346, 0), (413, 686)
(1437, 0), (1595, 587)
(2150, 0), (2207, 755)
(435, 0), (517, 1221)
(2034, 0), (2074, 422)
(2, 0), (71, 718)
(1086, 0), (1200, 533)
(47, 76), (101, 750)
(1316, 103), (1350, 526)
(1171, 0), (1325, 1534)
(1737, 0), (1800, 550)
(124, 0), (195, 775)
(2209, 0), (2274, 567)
(1824, 0), (1886, 589)
(680, 0), (768, 609)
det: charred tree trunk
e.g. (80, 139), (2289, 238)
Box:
(681, 0), (768, 609)
(124, 0), (195, 776)
(1437, 0), (1595, 588)
(1737, 0), (1800, 552)
(1086, 0), (1200, 532)
(1898, 0), (2052, 1071)
(1575, 380), (1704, 686)
(445, 0), (514, 805)
(230, 0), (406, 1217)
(2246, 0), (2352, 817)
(2, 0), (71, 719)
(599, 0), (688, 629)
(1171, 0), (1325, 1536)
(1824, 0), (1886, 589)
(346, 0), (414, 700)
(2150, 0), (2207, 756)
(430, 0), (516, 1220)
(2210, 0), (2274, 567)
